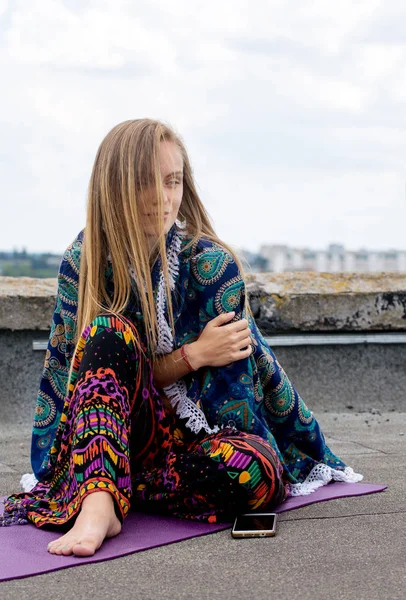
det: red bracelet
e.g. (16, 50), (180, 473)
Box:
(181, 344), (196, 372)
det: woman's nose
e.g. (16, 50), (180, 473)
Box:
(150, 190), (170, 207)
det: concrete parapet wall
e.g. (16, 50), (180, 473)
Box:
(0, 273), (405, 423)
(0, 277), (56, 331)
(1, 272), (406, 332)
(246, 272), (406, 333)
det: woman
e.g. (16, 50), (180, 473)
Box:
(0, 119), (362, 556)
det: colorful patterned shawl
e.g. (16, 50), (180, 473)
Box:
(31, 223), (362, 495)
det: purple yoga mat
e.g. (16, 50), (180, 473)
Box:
(0, 482), (386, 582)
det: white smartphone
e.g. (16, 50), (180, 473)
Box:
(231, 513), (277, 538)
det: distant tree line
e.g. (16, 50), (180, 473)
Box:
(0, 249), (62, 278)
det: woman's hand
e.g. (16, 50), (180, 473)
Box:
(187, 311), (252, 370)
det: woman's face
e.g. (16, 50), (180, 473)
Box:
(141, 140), (184, 242)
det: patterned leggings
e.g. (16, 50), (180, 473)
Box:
(3, 314), (287, 527)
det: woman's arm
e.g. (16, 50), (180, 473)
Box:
(187, 243), (258, 427)
(153, 270), (253, 389)
(152, 346), (197, 389)
(153, 311), (251, 388)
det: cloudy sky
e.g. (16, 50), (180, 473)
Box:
(1, 0), (405, 254)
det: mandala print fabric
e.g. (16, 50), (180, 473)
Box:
(30, 223), (362, 496)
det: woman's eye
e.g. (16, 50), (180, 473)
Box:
(167, 179), (180, 186)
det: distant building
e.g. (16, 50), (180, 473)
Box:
(237, 249), (269, 272)
(259, 243), (406, 273)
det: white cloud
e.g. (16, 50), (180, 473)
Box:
(4, 0), (177, 71)
(0, 0), (405, 254)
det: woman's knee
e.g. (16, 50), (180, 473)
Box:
(246, 449), (287, 509)
(75, 313), (142, 380)
(88, 313), (137, 334)
(214, 433), (286, 508)
(83, 314), (140, 351)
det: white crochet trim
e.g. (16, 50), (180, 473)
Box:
(20, 472), (38, 492)
(155, 228), (218, 436)
(155, 230), (181, 352)
(288, 464), (363, 496)
(162, 379), (219, 435)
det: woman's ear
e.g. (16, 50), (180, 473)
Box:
(176, 216), (187, 229)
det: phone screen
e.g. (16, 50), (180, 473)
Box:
(233, 513), (276, 532)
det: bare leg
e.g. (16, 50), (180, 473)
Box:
(47, 491), (121, 557)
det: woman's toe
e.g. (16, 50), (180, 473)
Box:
(61, 544), (74, 556)
(72, 541), (95, 557)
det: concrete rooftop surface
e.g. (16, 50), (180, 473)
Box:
(0, 410), (404, 600)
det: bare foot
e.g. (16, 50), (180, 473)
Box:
(47, 491), (122, 557)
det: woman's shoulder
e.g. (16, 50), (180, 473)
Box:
(189, 236), (240, 287)
(59, 229), (84, 279)
(191, 236), (233, 260)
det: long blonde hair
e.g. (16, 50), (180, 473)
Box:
(70, 119), (250, 385)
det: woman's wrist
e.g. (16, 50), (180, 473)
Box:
(186, 341), (204, 370)
(180, 344), (196, 372)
